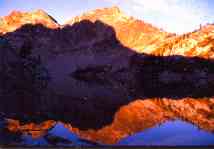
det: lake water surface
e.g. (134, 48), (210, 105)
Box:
(118, 120), (214, 146)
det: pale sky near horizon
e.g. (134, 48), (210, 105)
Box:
(0, 0), (213, 34)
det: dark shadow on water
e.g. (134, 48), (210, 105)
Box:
(0, 20), (214, 129)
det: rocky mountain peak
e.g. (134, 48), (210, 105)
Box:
(1, 7), (213, 56)
(95, 6), (121, 15)
(66, 6), (170, 52)
(66, 6), (125, 25)
(8, 10), (23, 17)
(0, 9), (59, 34)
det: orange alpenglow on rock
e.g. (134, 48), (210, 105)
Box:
(0, 7), (214, 59)
(0, 9), (59, 34)
(66, 6), (170, 53)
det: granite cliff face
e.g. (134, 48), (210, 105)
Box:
(0, 6), (214, 145)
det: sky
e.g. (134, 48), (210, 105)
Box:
(0, 0), (213, 34)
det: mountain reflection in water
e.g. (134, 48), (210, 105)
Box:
(1, 98), (214, 146)
(118, 120), (214, 146)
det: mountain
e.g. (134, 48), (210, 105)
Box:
(66, 6), (171, 52)
(151, 24), (214, 57)
(65, 6), (214, 57)
(0, 7), (173, 116)
(0, 7), (214, 56)
(0, 6), (214, 145)
(0, 9), (59, 34)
